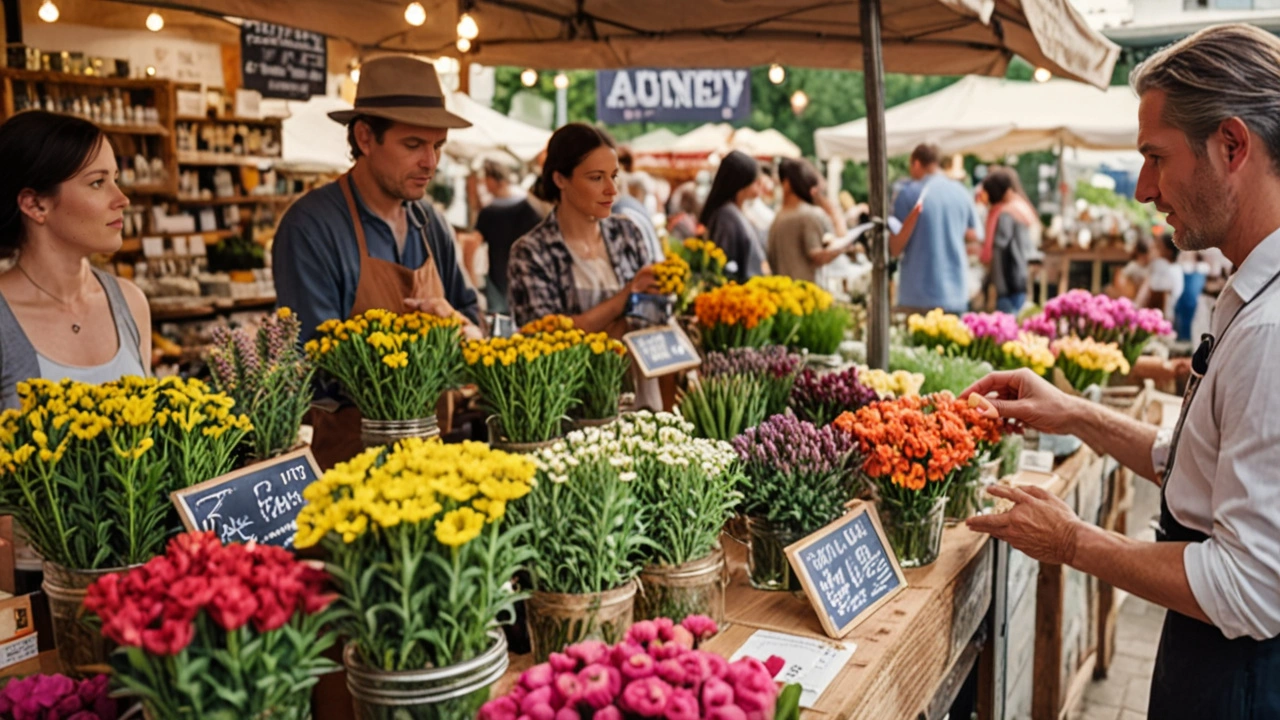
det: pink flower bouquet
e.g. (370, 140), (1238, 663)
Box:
(961, 312), (1020, 367)
(479, 616), (801, 720)
(0, 674), (116, 720)
(1039, 290), (1173, 366)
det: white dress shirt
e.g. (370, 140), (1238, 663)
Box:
(1151, 226), (1280, 641)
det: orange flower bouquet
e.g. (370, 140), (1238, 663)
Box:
(693, 283), (778, 352)
(833, 392), (1003, 566)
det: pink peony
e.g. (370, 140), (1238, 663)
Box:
(702, 677), (735, 708)
(565, 640), (610, 667)
(654, 618), (676, 642)
(727, 657), (770, 686)
(621, 676), (673, 717)
(705, 652), (731, 679)
(665, 688), (701, 720)
(678, 652), (715, 686)
(554, 709), (581, 720)
(548, 652), (578, 674)
(520, 686), (560, 720)
(656, 658), (688, 686)
(707, 706), (750, 720)
(669, 625), (695, 650)
(479, 696), (520, 720)
(521, 663), (555, 690)
(609, 641), (646, 668)
(578, 664), (621, 709)
(627, 620), (659, 645)
(681, 615), (718, 642)
(621, 652), (657, 681)
(651, 642), (683, 661)
(593, 708), (622, 720)
(554, 672), (584, 706)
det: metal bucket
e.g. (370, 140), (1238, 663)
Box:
(344, 631), (508, 720)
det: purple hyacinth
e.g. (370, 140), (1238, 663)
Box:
(789, 367), (878, 426)
(703, 346), (802, 380)
(732, 414), (853, 476)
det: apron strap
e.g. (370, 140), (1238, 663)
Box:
(339, 173), (372, 260)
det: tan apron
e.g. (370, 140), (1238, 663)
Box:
(306, 172), (449, 471)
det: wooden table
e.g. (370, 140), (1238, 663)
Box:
(1037, 246), (1131, 303)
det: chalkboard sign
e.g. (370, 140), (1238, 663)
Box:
(172, 448), (321, 549)
(240, 21), (326, 100)
(623, 324), (701, 378)
(786, 501), (907, 638)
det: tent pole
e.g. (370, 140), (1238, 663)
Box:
(861, 0), (890, 370)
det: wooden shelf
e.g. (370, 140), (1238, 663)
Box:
(177, 151), (281, 167)
(175, 194), (300, 206)
(177, 115), (283, 125)
(0, 69), (168, 90)
(118, 229), (238, 252)
(151, 295), (276, 322)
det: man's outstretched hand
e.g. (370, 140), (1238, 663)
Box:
(967, 484), (1082, 565)
(961, 368), (1081, 436)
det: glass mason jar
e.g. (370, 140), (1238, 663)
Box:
(636, 547), (726, 627)
(743, 517), (805, 592)
(946, 456), (1003, 523)
(360, 416), (439, 449)
(879, 496), (947, 569)
(525, 582), (637, 662)
(344, 631), (509, 720)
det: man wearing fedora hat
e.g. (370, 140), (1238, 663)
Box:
(273, 54), (482, 470)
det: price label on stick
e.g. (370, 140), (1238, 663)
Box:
(785, 500), (907, 638)
(171, 447), (320, 550)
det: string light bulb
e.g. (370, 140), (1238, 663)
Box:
(554, 72), (569, 90)
(145, 66), (157, 77)
(456, 37), (471, 53)
(768, 64), (785, 85)
(790, 90), (809, 115)
(1033, 67), (1052, 83)
(404, 2), (426, 26)
(521, 69), (538, 87)
(350, 63), (361, 84)
(38, 0), (59, 23)
(457, 12), (479, 40)
(145, 10), (164, 32)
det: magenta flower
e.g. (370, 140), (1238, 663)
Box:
(622, 652), (657, 681)
(621, 676), (673, 717)
(707, 706), (750, 720)
(554, 672), (584, 706)
(682, 614), (718, 642)
(962, 312), (1019, 344)
(593, 708), (622, 720)
(520, 686), (559, 720)
(521, 663), (555, 690)
(578, 664), (621, 709)
(565, 640), (610, 667)
(656, 658), (688, 686)
(666, 689), (701, 720)
(654, 618), (676, 642)
(627, 620), (659, 645)
(478, 696), (519, 720)
(702, 676), (736, 708)
(1021, 314), (1056, 339)
(554, 708), (581, 720)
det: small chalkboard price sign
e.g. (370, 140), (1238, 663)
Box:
(785, 501), (908, 639)
(171, 448), (321, 550)
(623, 324), (701, 378)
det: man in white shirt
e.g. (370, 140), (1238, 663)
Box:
(965, 24), (1280, 719)
(1136, 233), (1185, 319)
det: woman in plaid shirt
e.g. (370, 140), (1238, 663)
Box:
(506, 124), (659, 332)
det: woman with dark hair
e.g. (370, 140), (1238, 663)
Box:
(700, 151), (765, 282)
(979, 167), (1036, 313)
(767, 157), (848, 282)
(0, 111), (150, 409)
(507, 123), (657, 332)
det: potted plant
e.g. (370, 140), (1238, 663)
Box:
(620, 413), (741, 626)
(788, 366), (879, 427)
(0, 673), (116, 719)
(294, 438), (536, 718)
(511, 427), (651, 661)
(0, 377), (251, 674)
(478, 616), (801, 720)
(679, 346), (802, 441)
(306, 308), (465, 447)
(464, 325), (591, 448)
(693, 283), (778, 352)
(731, 415), (857, 590)
(522, 315), (630, 425)
(83, 531), (338, 719)
(833, 393), (990, 567)
(206, 307), (314, 462)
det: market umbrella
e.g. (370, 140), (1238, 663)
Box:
(112, 0), (1118, 366)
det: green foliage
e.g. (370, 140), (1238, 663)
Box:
(889, 345), (993, 396)
(679, 374), (770, 442)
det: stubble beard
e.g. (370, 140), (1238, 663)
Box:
(1173, 162), (1234, 252)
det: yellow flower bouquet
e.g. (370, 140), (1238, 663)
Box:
(745, 276), (844, 352)
(693, 283), (778, 352)
(1002, 332), (1056, 376)
(295, 438), (534, 714)
(521, 315), (630, 421)
(1052, 336), (1131, 393)
(0, 377), (251, 569)
(908, 308), (974, 356)
(464, 324), (591, 444)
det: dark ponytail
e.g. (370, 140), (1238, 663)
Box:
(0, 111), (107, 258)
(534, 123), (616, 203)
(778, 157), (820, 205)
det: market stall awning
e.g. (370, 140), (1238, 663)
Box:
(108, 0), (1119, 88)
(813, 75), (1139, 161)
(731, 128), (802, 159)
(444, 91), (554, 162)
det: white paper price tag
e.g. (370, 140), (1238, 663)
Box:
(1019, 449), (1055, 474)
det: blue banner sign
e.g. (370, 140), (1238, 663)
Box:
(597, 69), (751, 124)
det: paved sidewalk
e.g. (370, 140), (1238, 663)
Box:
(1068, 596), (1163, 720)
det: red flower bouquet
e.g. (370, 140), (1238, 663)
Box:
(83, 532), (338, 719)
(478, 616), (801, 720)
(0, 673), (116, 720)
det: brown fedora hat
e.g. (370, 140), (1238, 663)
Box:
(329, 55), (472, 129)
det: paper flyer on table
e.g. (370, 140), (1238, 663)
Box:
(729, 629), (857, 708)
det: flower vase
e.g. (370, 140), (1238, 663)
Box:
(743, 517), (804, 592)
(526, 583), (636, 662)
(344, 631), (509, 720)
(879, 497), (947, 569)
(486, 416), (567, 454)
(636, 547), (727, 627)
(945, 457), (1003, 523)
(42, 561), (138, 677)
(360, 416), (439, 449)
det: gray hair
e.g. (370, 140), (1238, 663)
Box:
(1130, 23), (1280, 175)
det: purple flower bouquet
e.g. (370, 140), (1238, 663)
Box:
(788, 367), (879, 427)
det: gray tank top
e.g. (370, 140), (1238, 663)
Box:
(0, 267), (146, 409)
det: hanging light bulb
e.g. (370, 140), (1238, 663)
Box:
(1033, 67), (1052, 83)
(457, 12), (479, 40)
(456, 37), (471, 53)
(404, 2), (427, 26)
(768, 64), (785, 85)
(790, 89), (809, 115)
(554, 73), (569, 90)
(38, 0), (59, 23)
(145, 66), (157, 77)
(145, 10), (164, 32)
(350, 63), (361, 84)
(521, 68), (538, 87)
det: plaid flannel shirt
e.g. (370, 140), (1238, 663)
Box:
(506, 210), (652, 327)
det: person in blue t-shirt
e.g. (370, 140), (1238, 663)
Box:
(891, 143), (981, 313)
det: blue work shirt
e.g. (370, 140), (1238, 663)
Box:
(893, 173), (979, 313)
(272, 180), (479, 343)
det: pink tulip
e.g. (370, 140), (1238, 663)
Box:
(665, 689), (701, 720)
(621, 676), (673, 717)
(566, 640), (610, 667)
(478, 696), (520, 720)
(521, 663), (555, 690)
(549, 652), (578, 674)
(702, 677), (735, 708)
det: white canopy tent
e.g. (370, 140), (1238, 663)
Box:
(444, 91), (553, 163)
(277, 95), (355, 174)
(730, 128), (802, 159)
(814, 76), (1140, 161)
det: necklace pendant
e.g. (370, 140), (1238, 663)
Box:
(71, 324), (80, 334)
